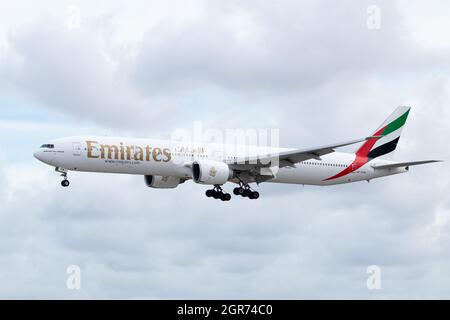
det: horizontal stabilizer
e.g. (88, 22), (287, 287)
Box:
(371, 160), (442, 170)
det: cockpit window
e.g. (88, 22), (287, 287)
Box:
(40, 144), (55, 149)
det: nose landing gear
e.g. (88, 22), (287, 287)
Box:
(56, 167), (70, 187)
(205, 185), (231, 201)
(61, 179), (70, 187)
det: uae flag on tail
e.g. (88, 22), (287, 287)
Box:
(356, 106), (410, 159)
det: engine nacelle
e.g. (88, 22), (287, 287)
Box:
(192, 160), (232, 185)
(144, 175), (180, 189)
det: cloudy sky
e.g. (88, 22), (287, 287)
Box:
(0, 0), (449, 299)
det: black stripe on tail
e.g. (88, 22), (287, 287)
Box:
(367, 137), (400, 159)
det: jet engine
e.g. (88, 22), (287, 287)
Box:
(192, 160), (233, 185)
(144, 175), (180, 189)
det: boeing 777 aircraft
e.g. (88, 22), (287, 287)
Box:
(34, 107), (440, 201)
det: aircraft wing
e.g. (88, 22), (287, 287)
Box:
(229, 136), (378, 170)
(371, 160), (442, 170)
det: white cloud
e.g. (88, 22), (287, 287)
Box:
(397, 0), (450, 50)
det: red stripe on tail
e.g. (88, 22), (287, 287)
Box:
(323, 126), (385, 181)
(355, 126), (386, 157)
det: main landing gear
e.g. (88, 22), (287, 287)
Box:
(206, 182), (260, 201)
(205, 185), (231, 201)
(233, 184), (259, 200)
(56, 167), (70, 187)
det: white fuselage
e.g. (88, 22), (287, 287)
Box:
(33, 136), (407, 186)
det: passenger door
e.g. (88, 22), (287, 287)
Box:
(72, 142), (82, 156)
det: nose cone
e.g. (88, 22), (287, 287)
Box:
(33, 149), (43, 161)
(34, 147), (57, 165)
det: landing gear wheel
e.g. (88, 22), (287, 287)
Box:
(235, 180), (260, 200)
(206, 185), (231, 201)
(247, 191), (259, 199)
(57, 168), (70, 188)
(221, 193), (231, 201)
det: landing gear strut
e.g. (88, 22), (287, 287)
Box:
(56, 167), (70, 187)
(205, 185), (231, 201)
(233, 182), (259, 200)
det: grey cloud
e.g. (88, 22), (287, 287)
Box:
(133, 0), (439, 94)
(1, 17), (160, 129)
(1, 160), (449, 298)
(2, 0), (448, 134)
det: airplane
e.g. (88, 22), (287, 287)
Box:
(33, 106), (441, 201)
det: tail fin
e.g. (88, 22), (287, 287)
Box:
(356, 106), (411, 159)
